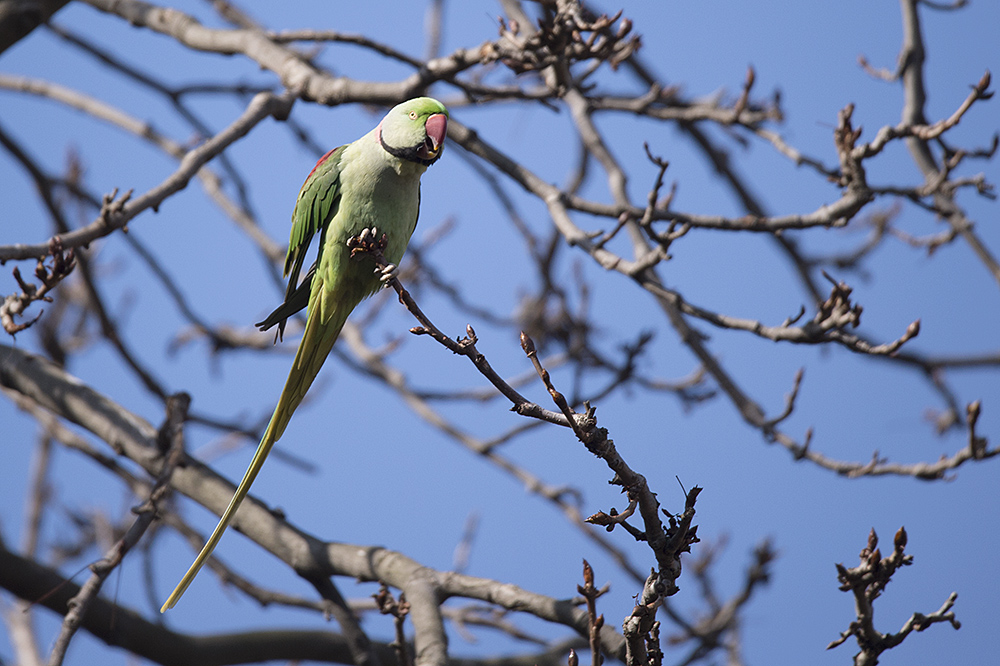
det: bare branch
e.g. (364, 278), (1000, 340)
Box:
(828, 527), (960, 664)
(0, 89), (294, 261)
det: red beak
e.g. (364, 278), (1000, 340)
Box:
(419, 113), (448, 160)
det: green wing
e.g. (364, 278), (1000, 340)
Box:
(257, 145), (346, 339)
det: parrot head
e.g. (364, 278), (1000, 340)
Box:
(378, 97), (449, 166)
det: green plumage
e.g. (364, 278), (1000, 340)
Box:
(162, 97), (448, 612)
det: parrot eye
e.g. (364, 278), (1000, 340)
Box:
(409, 111), (418, 120)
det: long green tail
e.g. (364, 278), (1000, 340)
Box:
(161, 286), (354, 612)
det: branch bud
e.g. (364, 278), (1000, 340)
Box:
(966, 400), (981, 427)
(520, 331), (536, 355)
(894, 526), (907, 553)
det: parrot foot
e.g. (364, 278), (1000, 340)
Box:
(378, 263), (397, 283)
(347, 226), (389, 260)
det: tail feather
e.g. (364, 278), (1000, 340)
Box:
(271, 289), (352, 441)
(160, 288), (356, 612)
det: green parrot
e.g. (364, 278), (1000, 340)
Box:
(161, 97), (449, 612)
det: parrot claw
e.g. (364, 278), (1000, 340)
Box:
(347, 227), (390, 263)
(379, 263), (397, 283)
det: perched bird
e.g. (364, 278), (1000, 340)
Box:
(161, 97), (449, 612)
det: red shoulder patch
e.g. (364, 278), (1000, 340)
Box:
(306, 146), (340, 182)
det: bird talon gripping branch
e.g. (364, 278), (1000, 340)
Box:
(378, 263), (398, 282)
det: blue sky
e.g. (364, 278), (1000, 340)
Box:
(1, 2), (998, 665)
